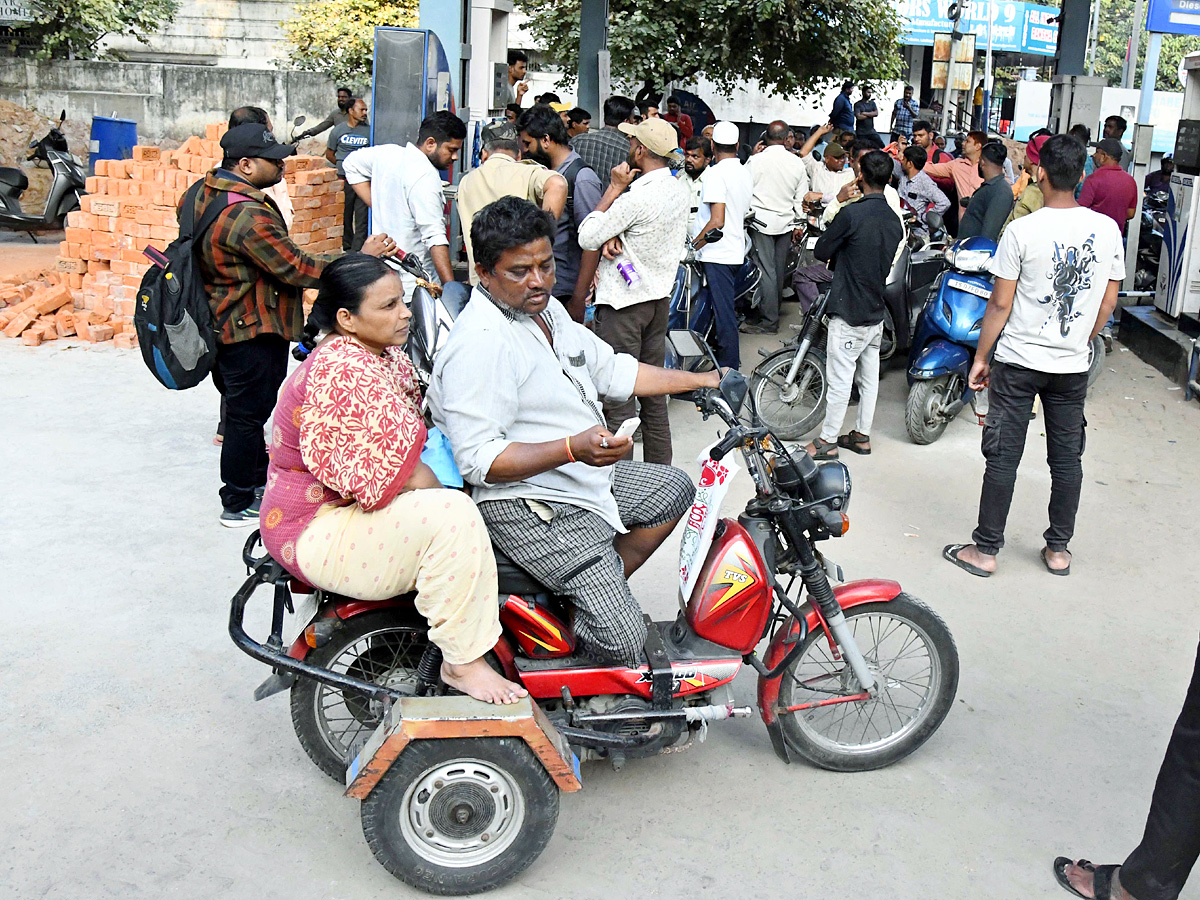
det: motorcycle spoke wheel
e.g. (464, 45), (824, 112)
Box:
(751, 347), (828, 439)
(778, 596), (958, 771)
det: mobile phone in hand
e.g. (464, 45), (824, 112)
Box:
(613, 417), (640, 441)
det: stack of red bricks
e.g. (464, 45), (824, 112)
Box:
(0, 122), (343, 350)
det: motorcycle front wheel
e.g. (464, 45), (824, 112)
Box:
(905, 376), (953, 445)
(290, 610), (429, 780)
(751, 346), (828, 439)
(778, 595), (959, 772)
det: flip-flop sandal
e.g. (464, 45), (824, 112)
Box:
(1053, 858), (1120, 899)
(837, 431), (872, 455)
(807, 437), (839, 460)
(942, 543), (992, 578)
(1041, 548), (1071, 576)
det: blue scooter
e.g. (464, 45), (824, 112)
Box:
(904, 236), (996, 444)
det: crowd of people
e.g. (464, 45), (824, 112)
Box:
(180, 80), (1199, 900)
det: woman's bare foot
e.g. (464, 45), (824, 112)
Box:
(441, 658), (529, 705)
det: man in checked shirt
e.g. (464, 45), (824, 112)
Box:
(189, 123), (394, 527)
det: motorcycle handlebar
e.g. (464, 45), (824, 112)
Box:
(709, 428), (744, 461)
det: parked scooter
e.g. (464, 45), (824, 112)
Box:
(0, 110), (86, 240)
(904, 235), (1106, 444)
(1136, 188), (1169, 292)
(229, 368), (959, 894)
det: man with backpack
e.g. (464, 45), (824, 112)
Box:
(517, 106), (604, 321)
(190, 123), (392, 526)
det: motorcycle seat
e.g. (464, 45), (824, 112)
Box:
(0, 167), (29, 193)
(493, 544), (549, 595)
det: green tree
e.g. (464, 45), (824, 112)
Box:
(19, 0), (179, 59)
(1089, 0), (1200, 90)
(517, 0), (905, 98)
(283, 0), (418, 85)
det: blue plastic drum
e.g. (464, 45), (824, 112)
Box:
(89, 116), (138, 173)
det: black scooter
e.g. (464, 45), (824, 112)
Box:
(0, 110), (86, 241)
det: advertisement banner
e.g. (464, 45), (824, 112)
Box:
(895, 0), (1060, 56)
(1146, 0), (1200, 37)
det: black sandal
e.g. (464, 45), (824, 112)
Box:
(806, 437), (839, 460)
(837, 430), (871, 455)
(1053, 857), (1120, 899)
(1041, 547), (1072, 576)
(942, 543), (992, 578)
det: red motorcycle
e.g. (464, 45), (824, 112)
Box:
(231, 370), (958, 894)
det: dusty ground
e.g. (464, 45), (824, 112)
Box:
(2, 306), (1199, 900)
(0, 228), (64, 283)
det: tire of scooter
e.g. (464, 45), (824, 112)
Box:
(751, 346), (829, 440)
(879, 309), (897, 362)
(904, 377), (953, 445)
(361, 737), (559, 896)
(290, 611), (429, 781)
(777, 595), (959, 772)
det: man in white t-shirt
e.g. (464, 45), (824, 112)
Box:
(342, 111), (464, 297)
(693, 120), (753, 369)
(944, 135), (1123, 579)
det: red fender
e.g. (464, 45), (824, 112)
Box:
(757, 579), (902, 726)
(286, 594), (418, 661)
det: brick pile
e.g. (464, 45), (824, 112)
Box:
(0, 121), (343, 350)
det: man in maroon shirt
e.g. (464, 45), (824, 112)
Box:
(1079, 138), (1138, 234)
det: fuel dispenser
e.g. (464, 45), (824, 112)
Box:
(1156, 55), (1200, 317)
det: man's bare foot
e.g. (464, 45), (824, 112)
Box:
(955, 543), (997, 573)
(1043, 547), (1072, 572)
(441, 658), (529, 705)
(1064, 862), (1135, 899)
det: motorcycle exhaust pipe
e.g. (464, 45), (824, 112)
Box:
(574, 704), (753, 724)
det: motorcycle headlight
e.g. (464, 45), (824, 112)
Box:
(811, 461), (852, 512)
(951, 247), (994, 273)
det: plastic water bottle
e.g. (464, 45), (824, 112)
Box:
(616, 256), (641, 288)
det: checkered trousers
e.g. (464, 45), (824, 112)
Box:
(478, 460), (695, 665)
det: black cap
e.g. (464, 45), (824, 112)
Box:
(220, 123), (296, 161)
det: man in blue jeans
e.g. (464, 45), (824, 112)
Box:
(692, 120), (753, 368)
(943, 135), (1123, 578)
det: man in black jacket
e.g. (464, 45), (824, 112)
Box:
(959, 141), (1014, 241)
(805, 150), (903, 460)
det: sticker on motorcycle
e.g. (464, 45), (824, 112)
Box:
(679, 446), (740, 605)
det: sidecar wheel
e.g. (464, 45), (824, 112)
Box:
(361, 737), (559, 896)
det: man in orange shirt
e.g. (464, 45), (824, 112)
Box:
(924, 130), (986, 201)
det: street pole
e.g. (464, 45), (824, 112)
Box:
(1088, 0), (1101, 76)
(1124, 36), (1161, 291)
(940, 0), (969, 136)
(577, 0), (609, 118)
(1139, 31), (1163, 123)
(984, 0), (994, 132)
(1123, 0), (1146, 88)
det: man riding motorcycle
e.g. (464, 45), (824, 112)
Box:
(429, 197), (721, 665)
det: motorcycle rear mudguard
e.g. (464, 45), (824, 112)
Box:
(907, 339), (971, 384)
(757, 579), (903, 762)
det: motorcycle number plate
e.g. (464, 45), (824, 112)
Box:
(806, 236), (819, 250)
(946, 277), (991, 300)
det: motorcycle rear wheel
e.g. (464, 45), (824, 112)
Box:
(905, 376), (953, 445)
(751, 346), (828, 440)
(361, 737), (559, 896)
(778, 595), (958, 772)
(291, 610), (429, 781)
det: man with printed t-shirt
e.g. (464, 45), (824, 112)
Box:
(944, 135), (1123, 579)
(326, 97), (371, 251)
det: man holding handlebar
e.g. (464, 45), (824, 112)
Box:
(430, 197), (720, 665)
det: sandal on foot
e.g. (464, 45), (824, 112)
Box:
(1041, 547), (1071, 576)
(1053, 858), (1120, 899)
(837, 431), (872, 455)
(806, 437), (839, 460)
(943, 543), (992, 578)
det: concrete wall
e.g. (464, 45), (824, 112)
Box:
(0, 59), (339, 142)
(101, 0), (297, 68)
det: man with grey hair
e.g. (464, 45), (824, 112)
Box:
(455, 120), (567, 283)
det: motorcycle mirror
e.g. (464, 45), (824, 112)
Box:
(293, 115), (306, 127)
(718, 369), (749, 415)
(926, 211), (945, 234)
(706, 227), (724, 244)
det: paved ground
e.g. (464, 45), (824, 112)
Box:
(3, 308), (1199, 900)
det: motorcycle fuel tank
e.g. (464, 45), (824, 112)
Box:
(501, 595), (576, 658)
(685, 520), (773, 654)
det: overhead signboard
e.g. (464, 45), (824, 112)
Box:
(895, 0), (1060, 57)
(1146, 0), (1200, 37)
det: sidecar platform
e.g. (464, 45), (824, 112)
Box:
(344, 695), (583, 799)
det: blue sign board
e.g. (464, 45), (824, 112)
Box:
(895, 0), (1060, 56)
(1146, 0), (1200, 37)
